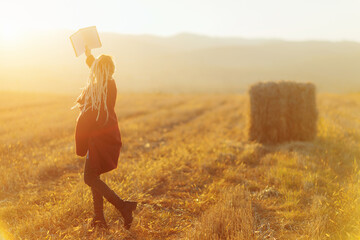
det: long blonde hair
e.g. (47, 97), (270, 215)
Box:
(75, 55), (115, 124)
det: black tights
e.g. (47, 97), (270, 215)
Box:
(84, 155), (124, 220)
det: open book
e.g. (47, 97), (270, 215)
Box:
(70, 26), (102, 57)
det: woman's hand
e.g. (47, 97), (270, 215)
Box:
(85, 45), (91, 57)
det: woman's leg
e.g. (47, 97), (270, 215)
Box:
(91, 188), (105, 223)
(84, 156), (137, 229)
(84, 168), (124, 208)
(84, 158), (106, 227)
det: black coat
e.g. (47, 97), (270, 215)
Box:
(75, 55), (122, 174)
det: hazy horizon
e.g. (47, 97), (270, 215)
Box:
(1, 30), (360, 94)
(6, 28), (360, 44)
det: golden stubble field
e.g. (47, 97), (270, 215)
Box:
(1, 91), (360, 239)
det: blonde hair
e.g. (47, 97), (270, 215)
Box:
(74, 55), (115, 124)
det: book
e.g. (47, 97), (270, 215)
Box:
(70, 26), (102, 57)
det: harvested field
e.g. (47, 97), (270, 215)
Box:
(0, 92), (360, 239)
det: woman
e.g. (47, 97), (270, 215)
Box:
(74, 46), (137, 229)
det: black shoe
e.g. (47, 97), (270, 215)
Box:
(120, 201), (137, 230)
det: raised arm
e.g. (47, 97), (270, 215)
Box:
(85, 46), (95, 68)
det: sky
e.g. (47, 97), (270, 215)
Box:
(1, 0), (360, 42)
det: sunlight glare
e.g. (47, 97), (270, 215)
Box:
(0, 22), (29, 49)
(1, 25), (21, 42)
(0, 230), (7, 240)
(0, 221), (10, 240)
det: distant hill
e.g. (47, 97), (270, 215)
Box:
(0, 31), (360, 93)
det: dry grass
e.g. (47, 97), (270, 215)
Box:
(185, 185), (255, 240)
(0, 92), (360, 239)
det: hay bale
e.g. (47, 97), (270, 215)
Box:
(248, 81), (318, 144)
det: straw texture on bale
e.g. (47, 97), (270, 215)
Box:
(248, 81), (318, 144)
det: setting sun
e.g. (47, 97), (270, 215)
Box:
(0, 25), (21, 43)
